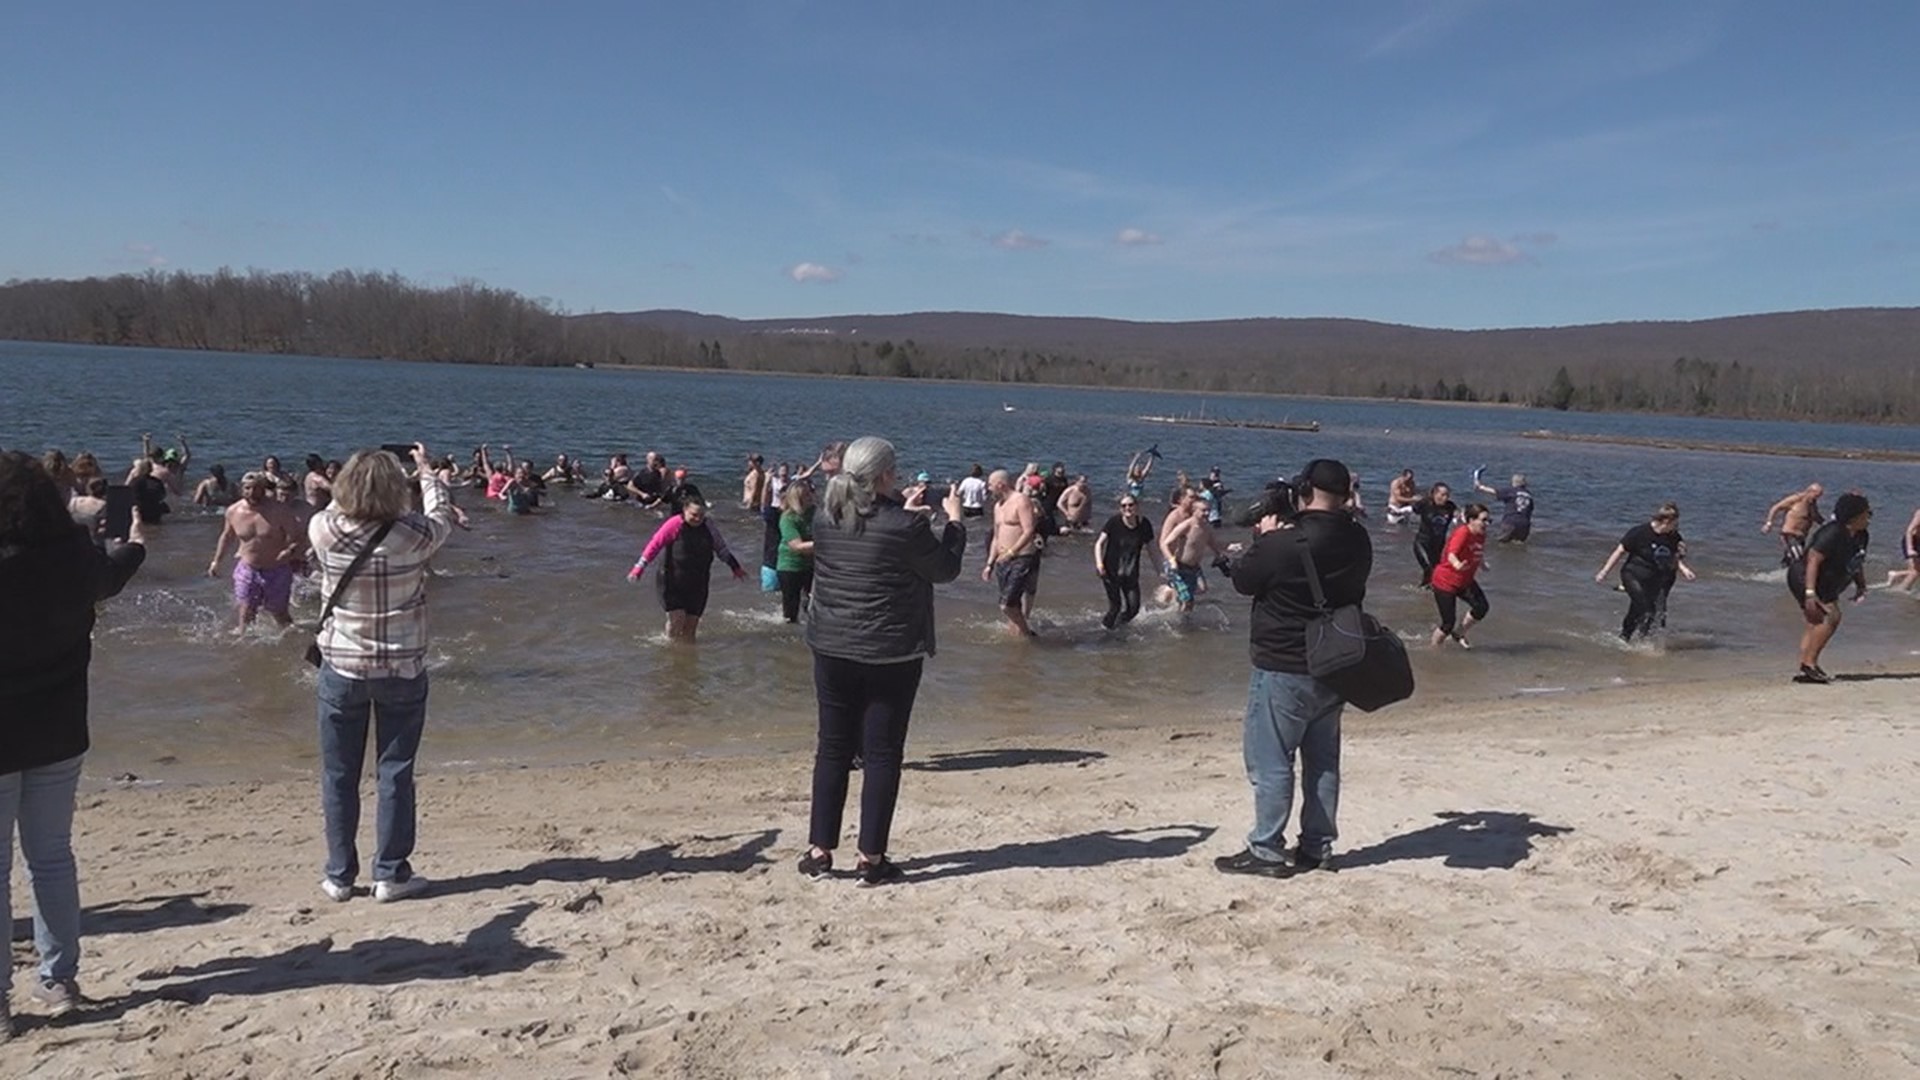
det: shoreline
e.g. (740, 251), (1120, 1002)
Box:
(14, 678), (1917, 1075)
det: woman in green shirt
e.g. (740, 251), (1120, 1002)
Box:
(777, 482), (816, 622)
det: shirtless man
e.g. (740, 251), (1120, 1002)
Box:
(207, 471), (303, 631)
(1762, 483), (1825, 565)
(982, 469), (1041, 636)
(1159, 489), (1230, 613)
(1386, 469), (1418, 525)
(1057, 475), (1092, 531)
(138, 432), (192, 496)
(741, 454), (767, 511)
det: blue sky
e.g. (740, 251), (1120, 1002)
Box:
(3, 1), (1916, 329)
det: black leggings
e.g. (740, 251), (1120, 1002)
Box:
(1100, 574), (1142, 629)
(760, 509), (781, 570)
(1415, 537), (1444, 585)
(1620, 572), (1673, 640)
(1432, 581), (1489, 636)
(778, 568), (814, 623)
(809, 653), (924, 856)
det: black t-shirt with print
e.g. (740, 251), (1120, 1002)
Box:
(1619, 523), (1683, 580)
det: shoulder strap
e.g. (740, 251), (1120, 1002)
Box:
(317, 519), (397, 629)
(1294, 530), (1331, 612)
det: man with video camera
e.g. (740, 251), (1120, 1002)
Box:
(1217, 458), (1372, 877)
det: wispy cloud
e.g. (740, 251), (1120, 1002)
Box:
(123, 242), (168, 268)
(1365, 0), (1488, 59)
(1115, 227), (1164, 246)
(991, 229), (1048, 251)
(1429, 235), (1530, 265)
(787, 261), (842, 283)
(660, 184), (694, 211)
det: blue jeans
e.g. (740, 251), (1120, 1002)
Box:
(1242, 669), (1344, 863)
(0, 754), (85, 992)
(317, 664), (428, 886)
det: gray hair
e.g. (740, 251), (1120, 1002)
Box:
(823, 436), (895, 529)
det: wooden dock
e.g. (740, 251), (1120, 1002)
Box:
(1518, 429), (1920, 463)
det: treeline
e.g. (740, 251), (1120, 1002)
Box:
(5, 270), (1918, 422)
(0, 269), (680, 368)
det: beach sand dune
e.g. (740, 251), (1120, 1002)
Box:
(10, 681), (1917, 1077)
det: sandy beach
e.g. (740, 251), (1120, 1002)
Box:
(8, 678), (1917, 1078)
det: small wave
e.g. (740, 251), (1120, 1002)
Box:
(1720, 567), (1789, 584)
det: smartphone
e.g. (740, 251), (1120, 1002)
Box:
(379, 443), (416, 458)
(103, 485), (134, 542)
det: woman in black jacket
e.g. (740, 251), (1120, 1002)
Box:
(0, 451), (144, 1031)
(799, 437), (966, 886)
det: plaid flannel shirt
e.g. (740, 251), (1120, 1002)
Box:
(309, 475), (455, 679)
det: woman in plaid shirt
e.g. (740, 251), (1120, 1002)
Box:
(309, 443), (457, 904)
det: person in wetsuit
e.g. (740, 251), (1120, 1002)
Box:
(1410, 482), (1457, 587)
(627, 498), (745, 642)
(1595, 502), (1697, 642)
(1094, 494), (1156, 629)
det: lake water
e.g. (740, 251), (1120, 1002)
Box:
(4, 339), (1916, 783)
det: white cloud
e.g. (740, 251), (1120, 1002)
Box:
(1429, 235), (1530, 265)
(123, 242), (167, 268)
(991, 229), (1048, 251)
(787, 261), (843, 283)
(1115, 227), (1164, 246)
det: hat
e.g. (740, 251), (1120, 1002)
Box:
(162, 449), (181, 463)
(673, 468), (688, 479)
(1300, 458), (1353, 498)
(914, 471), (931, 483)
(1024, 474), (1044, 491)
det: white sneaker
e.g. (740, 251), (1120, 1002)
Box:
(320, 879), (353, 902)
(373, 876), (429, 903)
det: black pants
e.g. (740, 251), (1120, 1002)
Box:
(1432, 581), (1490, 636)
(778, 568), (814, 622)
(1415, 537), (1443, 585)
(1100, 573), (1142, 629)
(1620, 572), (1673, 639)
(809, 653), (924, 855)
(760, 508), (782, 570)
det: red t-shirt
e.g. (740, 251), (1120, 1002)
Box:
(1429, 526), (1484, 594)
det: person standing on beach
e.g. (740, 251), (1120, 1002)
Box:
(1411, 482), (1458, 587)
(1787, 492), (1871, 684)
(310, 444), (455, 904)
(1595, 502), (1696, 642)
(1094, 494), (1155, 629)
(1883, 507), (1920, 593)
(0, 451), (146, 1030)
(1430, 503), (1492, 648)
(628, 498), (746, 642)
(1474, 470), (1535, 543)
(800, 437), (967, 886)
(1762, 483), (1825, 566)
(983, 469), (1041, 637)
(1218, 458), (1371, 876)
(207, 471), (305, 632)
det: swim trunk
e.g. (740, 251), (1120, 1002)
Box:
(996, 553), (1041, 606)
(1385, 505), (1416, 525)
(233, 561), (294, 615)
(1169, 562), (1200, 605)
(961, 506), (985, 518)
(1780, 533), (1806, 568)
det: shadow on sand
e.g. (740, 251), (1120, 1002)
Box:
(1337, 810), (1573, 872)
(900, 825), (1215, 882)
(428, 829), (779, 900)
(12, 891), (250, 945)
(904, 748), (1107, 773)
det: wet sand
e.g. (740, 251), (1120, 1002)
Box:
(9, 678), (1918, 1077)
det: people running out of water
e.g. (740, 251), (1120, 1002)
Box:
(1787, 492), (1871, 684)
(1429, 503), (1492, 649)
(1160, 488), (1231, 614)
(1595, 502), (1697, 643)
(776, 481), (816, 623)
(1884, 506), (1920, 593)
(984, 469), (1041, 637)
(1762, 483), (1825, 565)
(1095, 493), (1155, 629)
(800, 436), (966, 886)
(1473, 469), (1534, 543)
(206, 471), (305, 633)
(1410, 482), (1458, 586)
(628, 498), (746, 642)
(1385, 468), (1418, 525)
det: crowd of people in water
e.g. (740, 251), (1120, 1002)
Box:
(24, 432), (1919, 679)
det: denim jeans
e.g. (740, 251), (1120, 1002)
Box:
(0, 754), (85, 992)
(1242, 669), (1344, 863)
(317, 664), (428, 886)
(808, 653), (924, 856)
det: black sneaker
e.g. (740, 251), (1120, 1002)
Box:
(797, 848), (833, 880)
(855, 857), (903, 887)
(1291, 847), (1336, 872)
(1795, 665), (1832, 685)
(1213, 849), (1291, 877)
